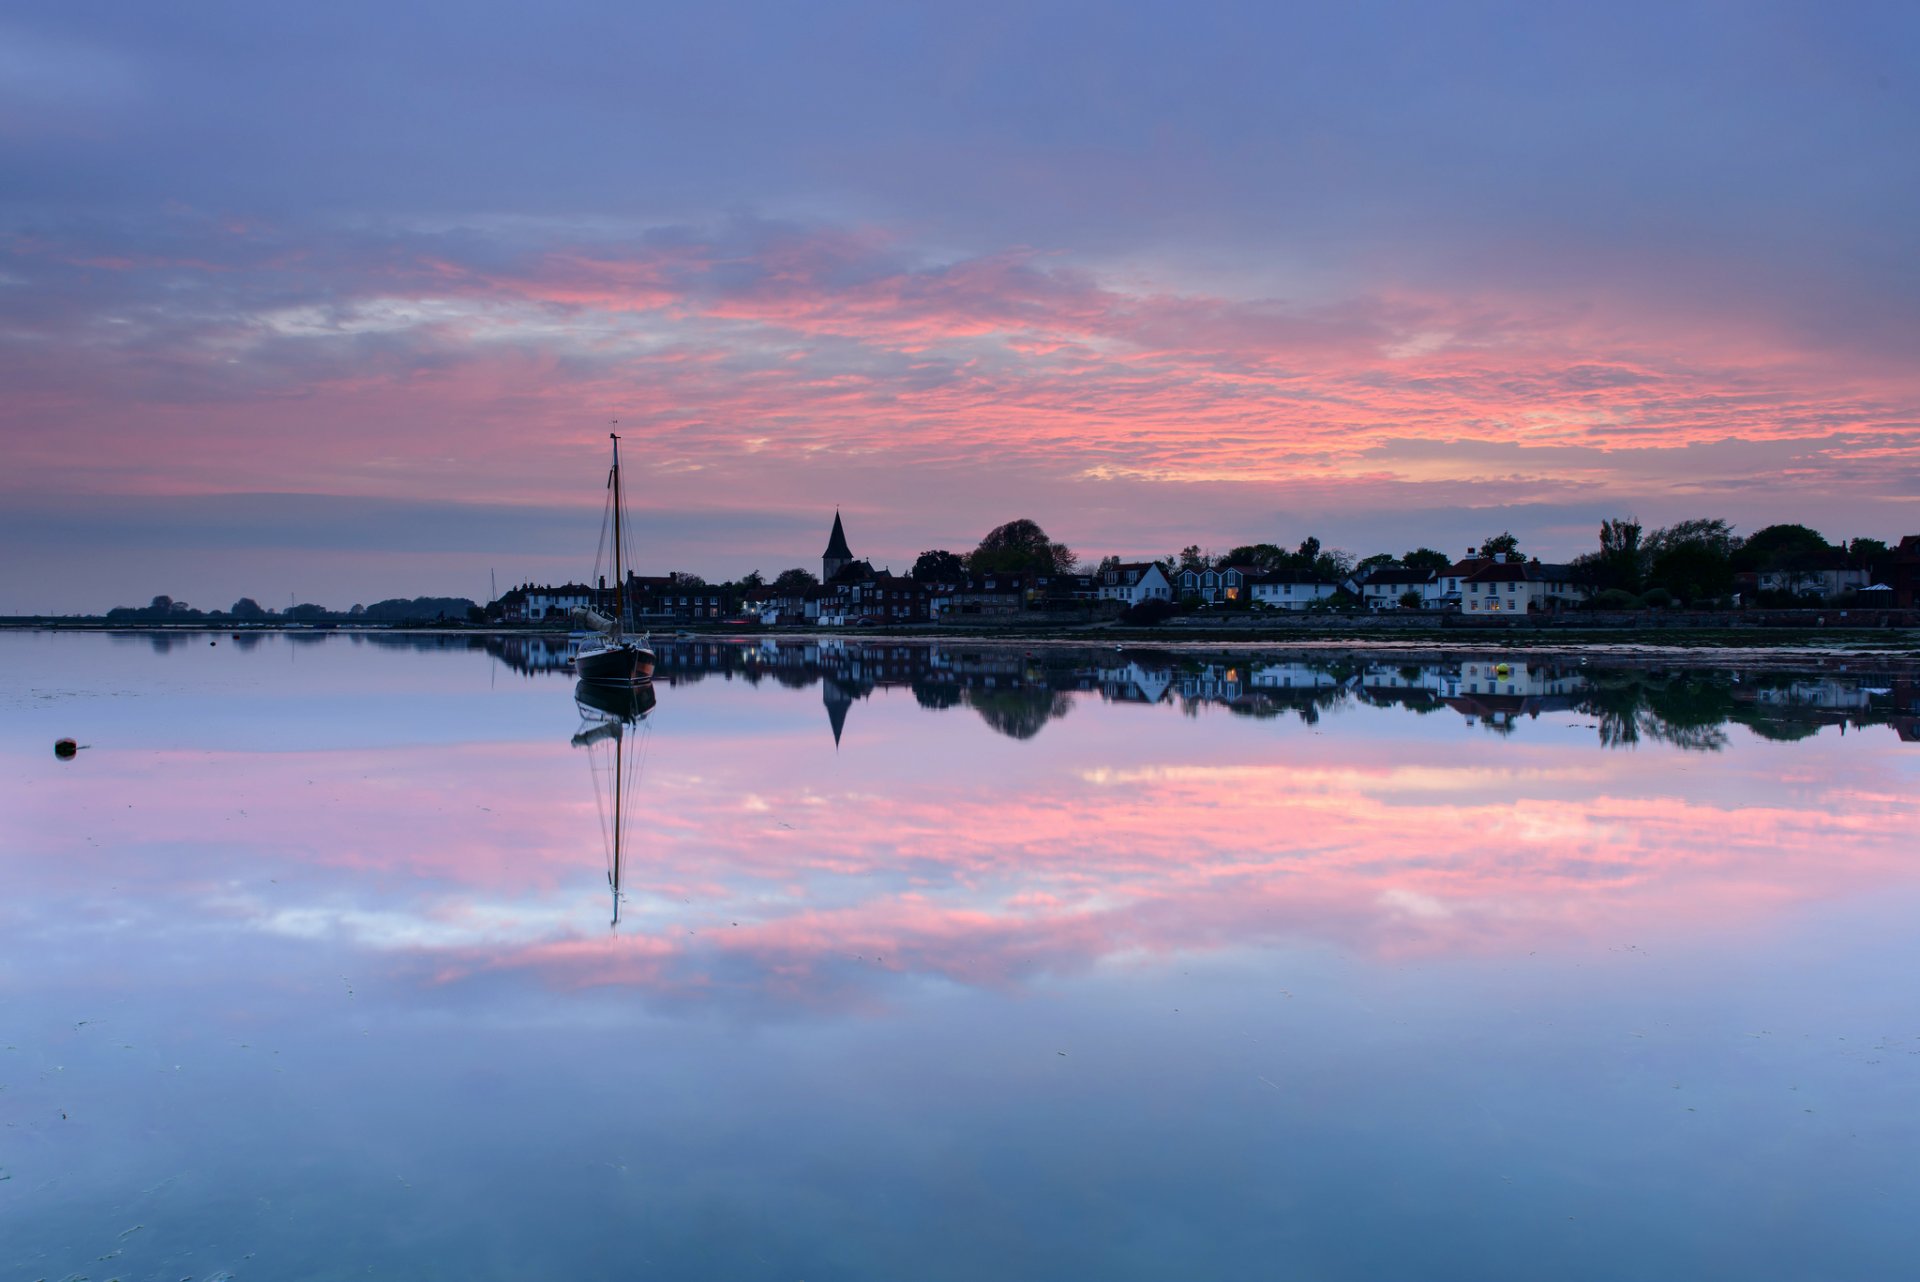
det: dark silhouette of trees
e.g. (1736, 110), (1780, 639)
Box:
(969, 519), (1076, 574)
(1734, 523), (1829, 572)
(912, 549), (966, 582)
(1478, 532), (1521, 558)
(772, 568), (819, 591)
(1402, 548), (1450, 572)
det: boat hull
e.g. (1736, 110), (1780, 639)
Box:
(574, 642), (656, 683)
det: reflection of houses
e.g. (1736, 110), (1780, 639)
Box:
(1249, 661), (1342, 691)
(484, 634), (579, 674)
(1439, 660), (1584, 728)
(526, 637), (1920, 747)
(1177, 663), (1255, 702)
(1461, 559), (1584, 614)
(1099, 660), (1175, 704)
(1748, 677), (1874, 712)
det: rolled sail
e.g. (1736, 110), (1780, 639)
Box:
(570, 606), (618, 633)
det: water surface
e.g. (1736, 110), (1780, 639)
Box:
(5, 632), (1917, 1280)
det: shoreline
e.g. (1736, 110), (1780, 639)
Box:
(9, 618), (1918, 671)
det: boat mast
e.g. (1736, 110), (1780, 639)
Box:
(610, 725), (623, 928)
(609, 431), (625, 641)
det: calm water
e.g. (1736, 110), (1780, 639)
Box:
(5, 631), (1918, 1281)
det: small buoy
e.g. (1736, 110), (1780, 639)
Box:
(55, 738), (78, 759)
(210, 640), (217, 646)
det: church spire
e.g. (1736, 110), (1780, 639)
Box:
(822, 510), (854, 583)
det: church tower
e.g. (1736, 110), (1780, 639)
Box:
(822, 510), (853, 583)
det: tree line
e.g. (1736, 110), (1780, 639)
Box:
(104, 595), (482, 624)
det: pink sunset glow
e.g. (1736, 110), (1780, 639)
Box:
(14, 682), (1915, 1010)
(3, 8), (1916, 610)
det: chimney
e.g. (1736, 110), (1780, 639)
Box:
(598, 575), (606, 590)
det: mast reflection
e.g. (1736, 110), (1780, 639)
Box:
(570, 679), (657, 927)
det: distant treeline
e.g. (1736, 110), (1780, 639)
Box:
(104, 595), (481, 624)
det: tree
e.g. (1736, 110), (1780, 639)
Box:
(149, 595), (174, 614)
(1734, 523), (1829, 571)
(969, 519), (1075, 574)
(1356, 553), (1396, 573)
(1398, 590), (1424, 609)
(1175, 544), (1209, 571)
(285, 602), (329, 621)
(772, 568), (818, 591)
(1846, 537), (1890, 567)
(229, 597), (267, 619)
(1648, 542), (1734, 603)
(1314, 549), (1355, 581)
(1478, 532), (1521, 558)
(669, 571), (706, 588)
(1647, 518), (1737, 559)
(1096, 554), (1123, 573)
(1594, 518), (1646, 592)
(1296, 536), (1321, 564)
(1402, 548), (1450, 572)
(737, 570), (765, 590)
(911, 549), (967, 583)
(1224, 543), (1287, 571)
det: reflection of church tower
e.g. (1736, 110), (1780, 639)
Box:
(823, 510), (853, 584)
(823, 676), (853, 748)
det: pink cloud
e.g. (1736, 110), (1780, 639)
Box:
(3, 217), (1915, 590)
(11, 707), (1915, 1011)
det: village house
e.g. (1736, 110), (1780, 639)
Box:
(1429, 555), (1493, 609)
(1753, 550), (1870, 600)
(1098, 562), (1174, 607)
(840, 571), (934, 624)
(935, 572), (1031, 618)
(1031, 571), (1102, 609)
(498, 582), (600, 623)
(1356, 566), (1438, 610)
(1175, 563), (1259, 603)
(625, 572), (730, 621)
(1245, 569), (1339, 610)
(1460, 558), (1584, 614)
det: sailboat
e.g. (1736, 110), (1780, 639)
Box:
(571, 678), (656, 927)
(572, 431), (657, 683)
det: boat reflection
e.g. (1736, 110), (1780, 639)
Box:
(570, 679), (656, 927)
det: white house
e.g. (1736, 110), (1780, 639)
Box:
(1246, 570), (1339, 610)
(1755, 558), (1869, 599)
(1429, 556), (1492, 609)
(1099, 562), (1174, 606)
(1460, 559), (1584, 614)
(1357, 566), (1438, 609)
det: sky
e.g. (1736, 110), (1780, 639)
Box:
(3, 0), (1918, 612)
